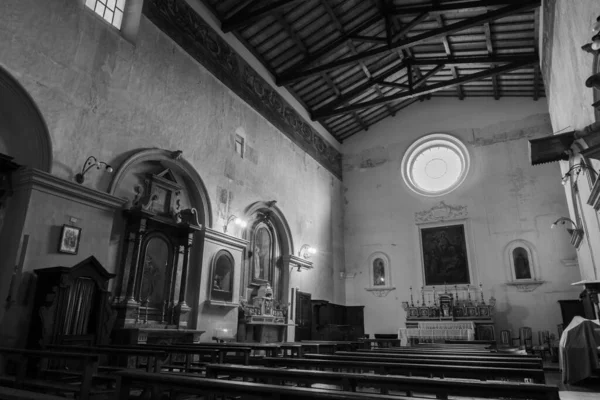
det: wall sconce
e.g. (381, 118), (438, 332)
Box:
(223, 215), (247, 233)
(561, 163), (588, 185)
(75, 156), (113, 184)
(551, 217), (583, 236)
(299, 244), (317, 259)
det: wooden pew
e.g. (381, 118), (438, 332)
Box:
(306, 353), (542, 369)
(358, 348), (531, 357)
(340, 351), (543, 367)
(0, 347), (102, 400)
(47, 345), (166, 373)
(263, 356), (546, 383)
(0, 386), (68, 400)
(99, 345), (222, 371)
(205, 363), (560, 400)
(115, 369), (409, 400)
(300, 341), (361, 351)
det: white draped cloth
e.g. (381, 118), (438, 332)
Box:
(399, 321), (475, 345)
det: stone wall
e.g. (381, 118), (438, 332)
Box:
(342, 97), (580, 337)
(0, 0), (345, 343)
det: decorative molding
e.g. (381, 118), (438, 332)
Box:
(365, 287), (396, 297)
(142, 0), (342, 179)
(283, 255), (313, 271)
(205, 227), (249, 250)
(108, 148), (213, 228)
(415, 201), (468, 224)
(12, 168), (127, 211)
(206, 300), (239, 308)
(505, 280), (545, 292)
(561, 259), (579, 268)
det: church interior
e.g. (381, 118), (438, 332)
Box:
(1, 0), (600, 399)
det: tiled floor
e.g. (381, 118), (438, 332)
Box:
(560, 391), (600, 400)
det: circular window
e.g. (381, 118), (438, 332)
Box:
(401, 133), (470, 197)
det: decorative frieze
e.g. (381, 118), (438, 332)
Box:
(415, 201), (468, 224)
(143, 0), (342, 179)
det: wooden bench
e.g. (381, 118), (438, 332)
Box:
(205, 363), (560, 400)
(359, 348), (531, 357)
(100, 344), (222, 372)
(115, 369), (411, 400)
(0, 386), (68, 400)
(315, 353), (542, 369)
(300, 341), (361, 351)
(263, 356), (546, 383)
(338, 351), (543, 367)
(0, 347), (103, 400)
(48, 344), (166, 372)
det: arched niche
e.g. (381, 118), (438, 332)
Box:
(108, 148), (213, 329)
(240, 201), (294, 304)
(108, 148), (212, 228)
(504, 239), (544, 292)
(0, 65), (52, 171)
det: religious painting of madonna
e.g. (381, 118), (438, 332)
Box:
(420, 224), (470, 286)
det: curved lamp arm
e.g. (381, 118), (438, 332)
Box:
(75, 156), (113, 184)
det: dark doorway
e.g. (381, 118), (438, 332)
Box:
(295, 291), (312, 341)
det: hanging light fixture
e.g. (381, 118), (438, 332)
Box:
(75, 156), (113, 184)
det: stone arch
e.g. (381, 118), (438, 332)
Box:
(242, 201), (294, 256)
(241, 201), (294, 304)
(0, 65), (52, 171)
(108, 148), (213, 228)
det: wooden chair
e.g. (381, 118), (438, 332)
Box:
(532, 331), (551, 360)
(498, 330), (513, 348)
(512, 327), (533, 352)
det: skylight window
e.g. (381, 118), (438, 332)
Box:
(85, 0), (126, 30)
(401, 134), (470, 197)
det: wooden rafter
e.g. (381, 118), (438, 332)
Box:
(279, 13), (382, 76)
(411, 54), (539, 66)
(390, 0), (533, 15)
(483, 22), (500, 100)
(276, 1), (540, 85)
(391, 13), (429, 43)
(313, 60), (536, 119)
(221, 0), (305, 32)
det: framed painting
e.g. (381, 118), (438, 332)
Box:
(58, 224), (82, 255)
(420, 223), (470, 286)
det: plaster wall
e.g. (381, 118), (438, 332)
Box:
(543, 0), (600, 282)
(0, 0), (345, 342)
(342, 98), (580, 336)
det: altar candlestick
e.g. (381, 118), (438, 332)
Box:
(480, 283), (485, 305)
(410, 286), (414, 306)
(421, 287), (425, 306)
(432, 286), (436, 305)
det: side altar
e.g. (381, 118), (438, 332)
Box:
(237, 283), (290, 343)
(401, 286), (496, 342)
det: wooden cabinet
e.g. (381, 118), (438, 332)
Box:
(311, 300), (364, 341)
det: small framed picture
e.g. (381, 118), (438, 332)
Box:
(58, 225), (82, 255)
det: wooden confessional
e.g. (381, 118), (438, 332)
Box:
(27, 256), (116, 348)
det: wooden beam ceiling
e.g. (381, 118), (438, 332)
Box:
(312, 59), (537, 119)
(276, 0), (540, 85)
(221, 0), (305, 33)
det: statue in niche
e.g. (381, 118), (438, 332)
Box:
(513, 247), (532, 280)
(373, 258), (386, 286)
(139, 237), (169, 306)
(253, 226), (272, 281)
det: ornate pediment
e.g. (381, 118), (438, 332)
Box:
(415, 201), (468, 224)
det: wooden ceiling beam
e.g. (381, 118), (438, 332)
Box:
(221, 0), (305, 33)
(312, 60), (409, 112)
(411, 54), (539, 66)
(533, 64), (540, 101)
(276, 1), (540, 85)
(312, 60), (535, 119)
(390, 0), (533, 15)
(391, 13), (429, 43)
(483, 22), (500, 100)
(349, 35), (388, 44)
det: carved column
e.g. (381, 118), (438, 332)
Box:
(125, 219), (146, 304)
(175, 232), (193, 328)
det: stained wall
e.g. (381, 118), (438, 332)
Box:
(0, 0), (345, 344)
(342, 98), (581, 336)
